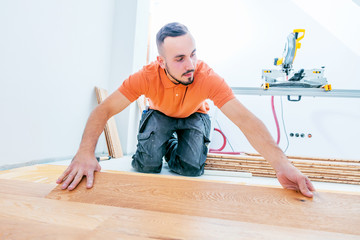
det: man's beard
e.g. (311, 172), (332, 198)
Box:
(165, 64), (194, 86)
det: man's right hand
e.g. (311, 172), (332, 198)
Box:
(56, 91), (130, 191)
(56, 152), (101, 190)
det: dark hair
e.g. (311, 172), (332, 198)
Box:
(156, 22), (189, 52)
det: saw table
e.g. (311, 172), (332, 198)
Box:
(231, 87), (360, 98)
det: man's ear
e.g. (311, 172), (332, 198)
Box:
(157, 56), (166, 69)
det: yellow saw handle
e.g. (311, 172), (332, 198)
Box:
(292, 29), (305, 62)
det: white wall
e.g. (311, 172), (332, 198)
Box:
(0, 0), (149, 169)
(149, 0), (360, 159)
(109, 0), (149, 155)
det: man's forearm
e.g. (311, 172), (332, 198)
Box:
(77, 105), (111, 155)
(220, 98), (289, 171)
(239, 115), (289, 170)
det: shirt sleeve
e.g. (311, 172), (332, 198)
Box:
(118, 67), (149, 102)
(207, 70), (235, 108)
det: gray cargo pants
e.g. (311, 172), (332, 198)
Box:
(131, 109), (211, 176)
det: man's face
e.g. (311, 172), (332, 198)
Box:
(157, 33), (198, 85)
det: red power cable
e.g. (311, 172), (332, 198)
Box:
(209, 97), (281, 154)
(271, 96), (281, 145)
(209, 128), (241, 155)
(209, 128), (226, 151)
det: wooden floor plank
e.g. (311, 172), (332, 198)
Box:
(0, 216), (89, 240)
(0, 191), (151, 240)
(1, 191), (358, 240)
(0, 192), (112, 230)
(0, 164), (67, 184)
(0, 178), (55, 197)
(96, 206), (360, 240)
(47, 171), (360, 235)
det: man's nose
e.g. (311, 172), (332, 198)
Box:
(184, 57), (194, 70)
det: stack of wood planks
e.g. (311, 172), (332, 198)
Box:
(206, 153), (360, 185)
(95, 87), (123, 158)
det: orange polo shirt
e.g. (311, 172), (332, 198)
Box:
(118, 60), (235, 118)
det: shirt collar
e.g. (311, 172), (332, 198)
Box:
(159, 67), (180, 88)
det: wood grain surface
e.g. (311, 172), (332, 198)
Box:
(1, 167), (360, 239)
(0, 186), (358, 240)
(0, 178), (55, 197)
(47, 171), (360, 236)
(0, 164), (67, 184)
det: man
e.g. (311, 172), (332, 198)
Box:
(57, 22), (315, 197)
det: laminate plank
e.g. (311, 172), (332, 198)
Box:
(205, 159), (360, 184)
(205, 162), (360, 180)
(0, 164), (67, 184)
(206, 157), (360, 170)
(0, 178), (55, 197)
(0, 216), (89, 240)
(95, 208), (360, 240)
(242, 152), (360, 164)
(0, 193), (144, 240)
(0, 192), (112, 230)
(0, 216), (146, 240)
(46, 171), (360, 235)
(95, 86), (123, 158)
(1, 192), (358, 240)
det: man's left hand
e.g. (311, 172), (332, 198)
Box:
(275, 162), (315, 198)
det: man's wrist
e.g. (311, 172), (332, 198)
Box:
(74, 149), (95, 160)
(267, 154), (291, 173)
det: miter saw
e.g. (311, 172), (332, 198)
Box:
(262, 29), (331, 91)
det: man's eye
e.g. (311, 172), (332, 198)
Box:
(176, 58), (183, 62)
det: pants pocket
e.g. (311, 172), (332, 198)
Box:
(199, 113), (211, 139)
(138, 109), (154, 133)
(137, 130), (154, 154)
